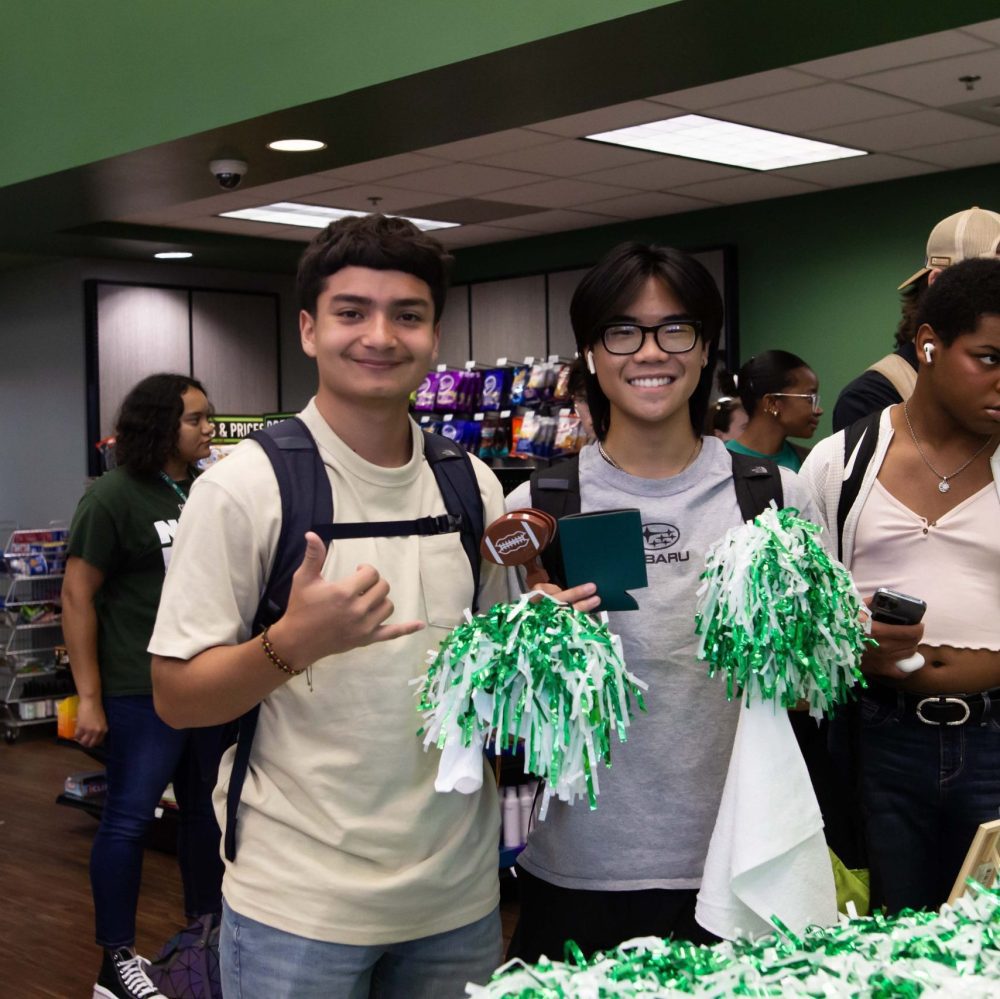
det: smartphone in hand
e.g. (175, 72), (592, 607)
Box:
(870, 587), (927, 672)
(870, 587), (927, 626)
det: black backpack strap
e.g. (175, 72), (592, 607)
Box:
(729, 451), (784, 521)
(528, 454), (581, 589)
(423, 432), (485, 613)
(225, 417), (333, 862)
(835, 410), (881, 561)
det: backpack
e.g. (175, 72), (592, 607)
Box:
(146, 914), (222, 999)
(529, 449), (785, 588)
(223, 417), (485, 861)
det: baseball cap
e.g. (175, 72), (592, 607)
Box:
(898, 206), (1000, 290)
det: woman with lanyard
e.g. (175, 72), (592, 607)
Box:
(727, 349), (823, 471)
(801, 257), (1000, 914)
(63, 373), (230, 999)
(504, 242), (815, 962)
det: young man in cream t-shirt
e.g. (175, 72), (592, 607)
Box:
(150, 215), (508, 998)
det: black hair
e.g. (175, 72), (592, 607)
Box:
(296, 213), (453, 321)
(114, 373), (207, 477)
(706, 398), (744, 435)
(569, 242), (723, 439)
(916, 257), (1000, 346)
(567, 356), (589, 400)
(895, 274), (929, 348)
(737, 350), (810, 418)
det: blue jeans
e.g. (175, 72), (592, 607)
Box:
(859, 687), (1000, 914)
(219, 900), (503, 999)
(92, 695), (230, 948)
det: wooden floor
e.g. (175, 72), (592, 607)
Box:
(0, 729), (519, 998)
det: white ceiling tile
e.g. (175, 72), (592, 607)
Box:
(486, 177), (640, 208)
(527, 100), (682, 137)
(958, 19), (1000, 46)
(418, 129), (560, 161)
(898, 132), (1000, 168)
(671, 173), (823, 205)
(650, 68), (823, 110)
(808, 109), (1000, 151)
(377, 162), (546, 196)
(323, 153), (451, 182)
(473, 139), (659, 176)
(242, 175), (355, 201)
(576, 190), (720, 218)
(579, 156), (745, 190)
(775, 153), (938, 188)
(183, 216), (309, 240)
(708, 83), (922, 132)
(488, 209), (623, 233)
(794, 30), (991, 80)
(850, 48), (1000, 107)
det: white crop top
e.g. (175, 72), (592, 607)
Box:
(851, 479), (1000, 651)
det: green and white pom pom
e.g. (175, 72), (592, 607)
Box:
(417, 592), (647, 816)
(467, 882), (1000, 997)
(695, 505), (870, 717)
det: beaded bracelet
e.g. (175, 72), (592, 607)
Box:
(260, 627), (306, 678)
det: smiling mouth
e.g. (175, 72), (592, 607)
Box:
(628, 375), (676, 387)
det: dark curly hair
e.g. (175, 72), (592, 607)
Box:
(296, 214), (453, 321)
(894, 275), (929, 348)
(916, 257), (1000, 346)
(570, 242), (723, 440)
(114, 373), (207, 477)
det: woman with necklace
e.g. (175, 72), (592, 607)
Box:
(504, 242), (817, 962)
(801, 256), (1000, 915)
(63, 373), (230, 999)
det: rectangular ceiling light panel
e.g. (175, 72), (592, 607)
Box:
(219, 202), (459, 230)
(588, 114), (867, 171)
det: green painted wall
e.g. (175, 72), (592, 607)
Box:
(1, 0), (674, 187)
(454, 162), (1000, 438)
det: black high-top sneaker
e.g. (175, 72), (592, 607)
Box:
(93, 947), (166, 999)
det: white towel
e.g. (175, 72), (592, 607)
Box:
(695, 699), (837, 939)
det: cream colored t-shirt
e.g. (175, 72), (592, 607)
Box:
(149, 401), (507, 945)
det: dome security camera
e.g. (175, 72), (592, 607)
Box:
(209, 159), (248, 190)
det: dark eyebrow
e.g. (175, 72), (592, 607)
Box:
(605, 313), (695, 324)
(329, 294), (431, 309)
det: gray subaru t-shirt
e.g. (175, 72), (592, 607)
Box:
(505, 436), (817, 890)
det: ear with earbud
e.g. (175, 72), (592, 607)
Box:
(923, 343), (935, 364)
(585, 352), (597, 375)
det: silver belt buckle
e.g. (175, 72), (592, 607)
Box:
(916, 696), (971, 726)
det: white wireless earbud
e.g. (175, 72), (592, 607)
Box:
(923, 343), (935, 364)
(586, 352), (597, 375)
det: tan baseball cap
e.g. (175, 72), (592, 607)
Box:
(898, 206), (1000, 290)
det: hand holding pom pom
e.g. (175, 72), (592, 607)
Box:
(416, 592), (647, 817)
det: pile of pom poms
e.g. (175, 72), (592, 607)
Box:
(695, 505), (871, 716)
(467, 882), (1000, 997)
(417, 592), (647, 816)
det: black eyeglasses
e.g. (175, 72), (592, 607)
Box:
(599, 320), (702, 355)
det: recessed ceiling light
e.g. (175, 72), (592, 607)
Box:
(219, 202), (460, 231)
(587, 114), (867, 171)
(154, 251), (193, 259)
(267, 138), (328, 152)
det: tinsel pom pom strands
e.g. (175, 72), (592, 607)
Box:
(694, 505), (870, 717)
(417, 592), (647, 816)
(468, 884), (1000, 998)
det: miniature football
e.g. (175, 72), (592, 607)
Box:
(481, 508), (557, 587)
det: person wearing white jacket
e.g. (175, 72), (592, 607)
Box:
(800, 256), (1000, 914)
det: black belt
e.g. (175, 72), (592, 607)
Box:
(863, 682), (1000, 727)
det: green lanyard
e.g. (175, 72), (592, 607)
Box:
(159, 472), (190, 509)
